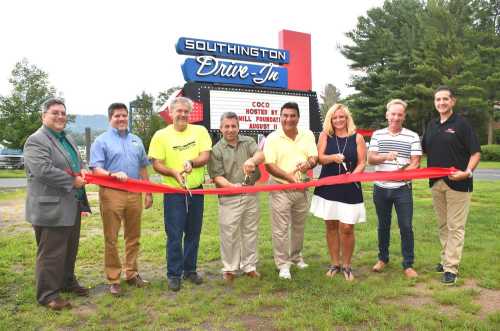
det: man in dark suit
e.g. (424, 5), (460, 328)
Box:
(24, 98), (91, 310)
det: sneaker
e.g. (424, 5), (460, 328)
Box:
(183, 272), (203, 285)
(441, 272), (457, 285)
(295, 261), (309, 269)
(278, 268), (291, 280)
(168, 278), (181, 291)
(435, 263), (444, 273)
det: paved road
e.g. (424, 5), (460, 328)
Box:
(1, 169), (499, 189)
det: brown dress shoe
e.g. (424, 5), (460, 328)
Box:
(223, 272), (235, 282)
(109, 283), (121, 296)
(245, 271), (261, 278)
(45, 297), (72, 311)
(126, 274), (149, 288)
(372, 260), (386, 272)
(62, 284), (89, 297)
(404, 267), (418, 278)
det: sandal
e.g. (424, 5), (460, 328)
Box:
(326, 265), (341, 277)
(342, 266), (355, 281)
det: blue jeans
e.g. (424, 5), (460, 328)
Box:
(373, 184), (414, 269)
(163, 193), (204, 279)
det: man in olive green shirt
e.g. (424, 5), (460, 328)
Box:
(208, 112), (265, 282)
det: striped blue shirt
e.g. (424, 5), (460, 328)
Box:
(368, 127), (422, 188)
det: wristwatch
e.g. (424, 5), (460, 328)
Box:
(466, 168), (473, 178)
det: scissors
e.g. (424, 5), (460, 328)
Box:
(341, 162), (360, 189)
(394, 157), (411, 188)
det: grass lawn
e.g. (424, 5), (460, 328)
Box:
(0, 169), (26, 178)
(0, 180), (499, 330)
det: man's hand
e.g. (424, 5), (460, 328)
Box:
(144, 193), (153, 209)
(80, 169), (91, 179)
(285, 171), (298, 183)
(73, 176), (86, 188)
(384, 151), (398, 161)
(243, 158), (256, 175)
(173, 170), (185, 186)
(449, 170), (470, 181)
(296, 161), (310, 173)
(183, 160), (193, 174)
(111, 171), (128, 182)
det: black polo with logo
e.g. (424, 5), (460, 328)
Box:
(422, 112), (481, 192)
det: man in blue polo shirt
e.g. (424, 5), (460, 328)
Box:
(90, 103), (153, 295)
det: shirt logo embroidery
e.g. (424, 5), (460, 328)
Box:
(173, 141), (196, 151)
(445, 128), (456, 134)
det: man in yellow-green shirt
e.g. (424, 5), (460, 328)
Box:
(149, 96), (211, 291)
(264, 102), (318, 280)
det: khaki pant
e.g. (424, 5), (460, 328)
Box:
(99, 187), (143, 283)
(218, 194), (259, 273)
(269, 181), (309, 269)
(431, 180), (471, 274)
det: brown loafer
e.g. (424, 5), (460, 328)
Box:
(223, 272), (235, 282)
(372, 260), (386, 272)
(109, 283), (121, 296)
(45, 297), (71, 311)
(126, 274), (149, 288)
(404, 267), (418, 278)
(245, 271), (261, 278)
(62, 284), (89, 297)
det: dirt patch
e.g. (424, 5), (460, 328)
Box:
(463, 279), (500, 318)
(380, 295), (434, 308)
(73, 303), (98, 318)
(239, 314), (274, 330)
(0, 197), (26, 224)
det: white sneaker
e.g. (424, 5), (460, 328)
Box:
(295, 261), (309, 269)
(278, 268), (291, 280)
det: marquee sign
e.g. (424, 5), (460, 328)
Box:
(176, 37), (289, 88)
(179, 82), (322, 134)
(157, 30), (323, 134)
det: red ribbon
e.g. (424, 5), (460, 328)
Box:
(85, 167), (456, 195)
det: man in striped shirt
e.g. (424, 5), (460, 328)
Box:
(368, 99), (422, 278)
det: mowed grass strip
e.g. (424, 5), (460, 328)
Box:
(0, 180), (499, 330)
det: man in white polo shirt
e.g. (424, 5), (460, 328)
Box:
(368, 99), (422, 278)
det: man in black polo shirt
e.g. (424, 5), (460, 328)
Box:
(422, 86), (481, 285)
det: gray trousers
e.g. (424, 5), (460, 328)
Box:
(33, 210), (81, 304)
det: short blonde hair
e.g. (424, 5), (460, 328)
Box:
(386, 99), (407, 111)
(323, 103), (357, 136)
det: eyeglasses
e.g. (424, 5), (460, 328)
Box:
(47, 111), (67, 117)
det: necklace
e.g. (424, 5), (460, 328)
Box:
(335, 135), (348, 175)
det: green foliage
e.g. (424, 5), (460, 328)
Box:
(130, 91), (165, 151)
(319, 83), (341, 119)
(342, 0), (500, 140)
(480, 144), (500, 161)
(0, 59), (57, 149)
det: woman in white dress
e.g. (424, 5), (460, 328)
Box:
(310, 104), (366, 281)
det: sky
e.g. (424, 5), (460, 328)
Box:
(0, 0), (384, 116)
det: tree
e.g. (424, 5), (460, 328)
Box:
(0, 59), (57, 149)
(341, 0), (498, 142)
(130, 91), (156, 150)
(319, 84), (341, 118)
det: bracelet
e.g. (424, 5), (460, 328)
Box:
(188, 160), (194, 168)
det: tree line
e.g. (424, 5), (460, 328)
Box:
(341, 0), (499, 144)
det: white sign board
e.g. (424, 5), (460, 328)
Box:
(210, 90), (310, 131)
